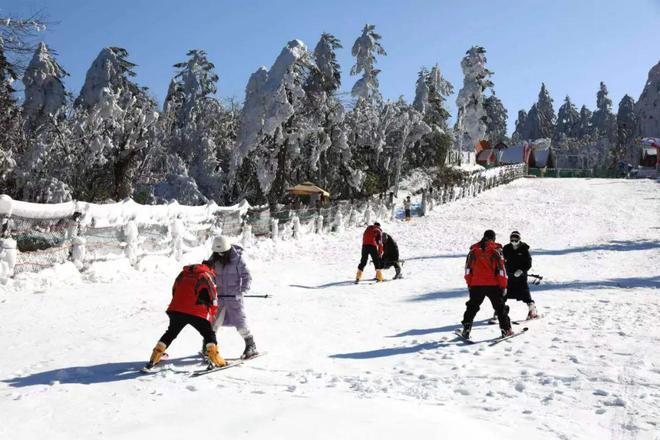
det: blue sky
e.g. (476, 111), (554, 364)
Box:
(3, 0), (659, 133)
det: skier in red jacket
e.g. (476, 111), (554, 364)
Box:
(143, 264), (227, 371)
(356, 222), (384, 283)
(461, 230), (513, 339)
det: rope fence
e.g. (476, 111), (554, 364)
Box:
(0, 164), (525, 281)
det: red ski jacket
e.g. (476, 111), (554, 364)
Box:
(362, 225), (383, 253)
(167, 264), (219, 322)
(464, 241), (508, 289)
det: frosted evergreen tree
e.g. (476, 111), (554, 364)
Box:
(233, 40), (312, 203)
(425, 64), (453, 130)
(554, 96), (580, 141)
(576, 105), (593, 138)
(523, 83), (555, 140)
(381, 98), (430, 195)
(591, 82), (617, 142)
(511, 110), (527, 144)
(350, 24), (386, 103)
(454, 46), (492, 161)
(635, 61), (660, 138)
(68, 47), (159, 201)
(0, 37), (23, 192)
(303, 33), (363, 197)
(157, 49), (226, 204)
(483, 92), (508, 145)
(22, 42), (68, 131)
(412, 67), (430, 114)
(616, 95), (638, 162)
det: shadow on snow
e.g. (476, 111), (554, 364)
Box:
(1, 355), (201, 388)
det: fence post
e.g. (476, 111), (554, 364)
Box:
(124, 217), (139, 266)
(363, 202), (372, 225)
(334, 209), (344, 232)
(315, 214), (324, 234)
(348, 206), (357, 228)
(170, 214), (184, 261)
(292, 214), (301, 239)
(420, 189), (427, 216)
(271, 218), (279, 242)
(241, 223), (253, 248)
(0, 230), (16, 283)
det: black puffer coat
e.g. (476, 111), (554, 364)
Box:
(381, 233), (399, 268)
(502, 242), (532, 295)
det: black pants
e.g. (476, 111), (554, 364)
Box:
(404, 209), (411, 219)
(159, 311), (217, 347)
(382, 259), (402, 277)
(505, 275), (533, 303)
(358, 245), (382, 271)
(462, 286), (511, 330)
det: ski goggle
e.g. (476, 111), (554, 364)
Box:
(510, 238), (520, 243)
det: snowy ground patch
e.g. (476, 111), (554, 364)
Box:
(1, 179), (658, 439)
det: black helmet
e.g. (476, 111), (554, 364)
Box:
(483, 229), (496, 240)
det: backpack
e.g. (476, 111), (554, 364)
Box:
(167, 264), (219, 321)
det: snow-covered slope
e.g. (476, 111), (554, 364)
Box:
(1, 179), (659, 439)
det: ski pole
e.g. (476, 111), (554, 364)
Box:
(218, 294), (272, 298)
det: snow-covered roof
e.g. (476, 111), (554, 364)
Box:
(499, 144), (526, 164)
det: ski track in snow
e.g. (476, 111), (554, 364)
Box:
(1, 179), (659, 439)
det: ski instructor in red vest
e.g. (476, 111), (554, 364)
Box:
(356, 222), (384, 283)
(143, 263), (227, 371)
(460, 229), (513, 339)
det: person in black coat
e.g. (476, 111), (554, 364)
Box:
(501, 230), (539, 319)
(381, 232), (403, 279)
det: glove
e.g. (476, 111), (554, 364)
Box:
(514, 269), (523, 277)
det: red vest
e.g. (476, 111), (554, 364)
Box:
(362, 225), (383, 251)
(464, 241), (508, 288)
(167, 264), (219, 321)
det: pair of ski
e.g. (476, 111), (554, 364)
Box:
(489, 314), (545, 326)
(454, 327), (528, 346)
(140, 352), (265, 377)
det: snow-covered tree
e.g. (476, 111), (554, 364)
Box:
(616, 95), (638, 163)
(635, 61), (660, 138)
(156, 49), (227, 204)
(484, 92), (508, 145)
(233, 40), (312, 203)
(303, 33), (363, 197)
(22, 42), (68, 131)
(350, 24), (386, 103)
(412, 67), (430, 114)
(554, 96), (580, 140)
(67, 47), (159, 201)
(425, 65), (453, 131)
(523, 83), (555, 140)
(511, 110), (527, 144)
(0, 37), (24, 193)
(454, 46), (493, 161)
(591, 81), (616, 142)
(576, 105), (593, 139)
(382, 98), (430, 195)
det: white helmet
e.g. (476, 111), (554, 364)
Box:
(211, 236), (231, 253)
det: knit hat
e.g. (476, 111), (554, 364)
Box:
(483, 229), (496, 240)
(510, 230), (521, 240)
(211, 236), (231, 253)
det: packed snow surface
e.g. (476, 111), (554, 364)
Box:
(1, 179), (659, 439)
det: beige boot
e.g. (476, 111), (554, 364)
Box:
(355, 270), (363, 283)
(205, 343), (227, 368)
(145, 341), (167, 369)
(376, 270), (384, 282)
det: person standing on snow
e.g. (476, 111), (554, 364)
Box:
(144, 263), (226, 371)
(381, 232), (403, 280)
(356, 222), (384, 283)
(461, 229), (513, 339)
(502, 231), (539, 320)
(403, 196), (412, 221)
(203, 236), (259, 359)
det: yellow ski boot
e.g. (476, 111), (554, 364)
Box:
(376, 270), (384, 282)
(355, 270), (363, 284)
(205, 343), (227, 368)
(144, 341), (167, 370)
